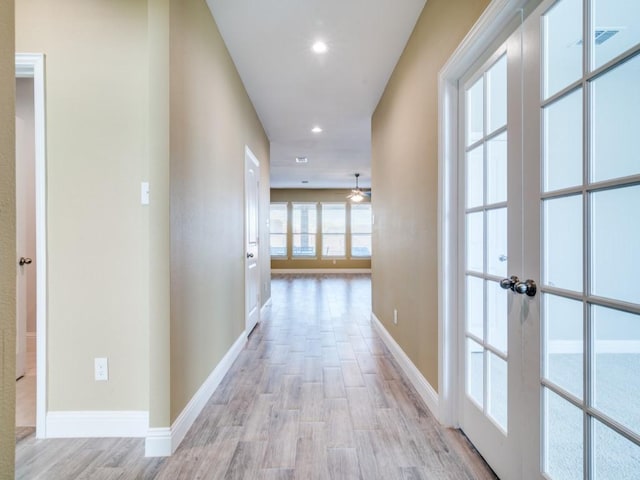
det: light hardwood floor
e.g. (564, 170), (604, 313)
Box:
(15, 274), (496, 479)
(16, 334), (37, 427)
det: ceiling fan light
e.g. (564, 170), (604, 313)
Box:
(351, 192), (364, 202)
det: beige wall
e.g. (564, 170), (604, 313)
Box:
(371, 0), (490, 390)
(270, 189), (371, 270)
(16, 78), (37, 334)
(0, 1), (16, 476)
(169, 0), (270, 422)
(16, 0), (150, 411)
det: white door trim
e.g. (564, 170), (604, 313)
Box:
(15, 53), (47, 438)
(437, 0), (530, 427)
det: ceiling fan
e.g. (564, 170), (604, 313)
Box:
(346, 173), (371, 202)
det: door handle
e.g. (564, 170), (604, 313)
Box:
(500, 275), (519, 291)
(246, 252), (254, 258)
(19, 257), (32, 266)
(500, 275), (537, 297)
(514, 279), (537, 297)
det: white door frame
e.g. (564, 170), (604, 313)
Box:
(15, 53), (47, 439)
(437, 0), (532, 427)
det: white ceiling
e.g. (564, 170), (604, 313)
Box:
(206, 0), (426, 189)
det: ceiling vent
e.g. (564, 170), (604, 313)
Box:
(574, 28), (621, 46)
(594, 29), (620, 45)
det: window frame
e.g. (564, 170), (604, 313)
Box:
(350, 203), (372, 258)
(321, 202), (347, 258)
(269, 202), (289, 258)
(291, 202), (319, 258)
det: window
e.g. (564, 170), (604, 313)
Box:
(322, 203), (346, 257)
(269, 203), (288, 257)
(351, 204), (372, 257)
(292, 203), (317, 257)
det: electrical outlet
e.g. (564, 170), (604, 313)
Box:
(393, 308), (398, 325)
(140, 182), (150, 205)
(95, 357), (108, 381)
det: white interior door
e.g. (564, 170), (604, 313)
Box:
(245, 146), (260, 335)
(533, 0), (640, 477)
(458, 15), (541, 479)
(15, 116), (27, 380)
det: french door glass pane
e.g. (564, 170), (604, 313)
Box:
(543, 0), (583, 99)
(592, 305), (640, 434)
(544, 294), (583, 399)
(544, 88), (583, 192)
(593, 419), (640, 479)
(466, 212), (484, 273)
(467, 339), (484, 407)
(466, 275), (484, 339)
(467, 78), (484, 145)
(487, 55), (507, 133)
(543, 195), (583, 292)
(544, 388), (584, 480)
(487, 280), (507, 353)
(467, 146), (484, 208)
(591, 184), (640, 305)
(590, 54), (640, 183)
(488, 353), (507, 430)
(486, 207), (507, 277)
(487, 133), (507, 204)
(591, 0), (640, 70)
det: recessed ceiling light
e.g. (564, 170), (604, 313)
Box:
(296, 156), (308, 164)
(311, 126), (323, 133)
(312, 41), (328, 54)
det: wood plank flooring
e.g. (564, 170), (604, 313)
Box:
(15, 274), (496, 479)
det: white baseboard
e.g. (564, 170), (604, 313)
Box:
(371, 313), (440, 418)
(46, 411), (148, 438)
(272, 268), (371, 274)
(260, 297), (272, 316)
(144, 427), (172, 457)
(145, 332), (247, 457)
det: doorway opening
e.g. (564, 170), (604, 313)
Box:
(15, 53), (47, 439)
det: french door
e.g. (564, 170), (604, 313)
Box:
(459, 20), (536, 479)
(459, 0), (640, 478)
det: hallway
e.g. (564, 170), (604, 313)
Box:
(16, 275), (495, 479)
